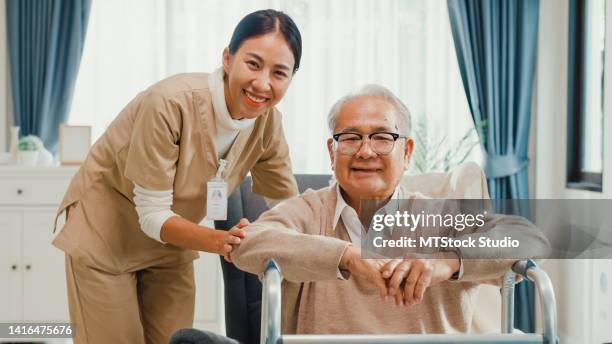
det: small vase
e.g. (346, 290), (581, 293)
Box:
(37, 148), (54, 166)
(9, 126), (19, 164)
(19, 151), (39, 166)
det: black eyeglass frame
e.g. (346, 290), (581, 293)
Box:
(331, 131), (408, 155)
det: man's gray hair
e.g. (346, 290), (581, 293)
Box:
(327, 84), (412, 136)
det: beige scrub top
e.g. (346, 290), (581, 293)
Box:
(52, 72), (298, 274)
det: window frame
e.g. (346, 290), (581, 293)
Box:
(566, 0), (605, 192)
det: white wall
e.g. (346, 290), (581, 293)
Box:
(535, 0), (612, 342)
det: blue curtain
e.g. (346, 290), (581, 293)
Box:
(6, 0), (91, 153)
(447, 0), (540, 332)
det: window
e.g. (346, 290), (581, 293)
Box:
(69, 0), (479, 174)
(567, 0), (605, 191)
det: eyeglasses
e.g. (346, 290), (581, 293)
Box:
(332, 132), (407, 156)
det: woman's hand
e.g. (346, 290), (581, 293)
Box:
(160, 216), (249, 255)
(221, 218), (249, 262)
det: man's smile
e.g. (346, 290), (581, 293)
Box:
(350, 166), (383, 174)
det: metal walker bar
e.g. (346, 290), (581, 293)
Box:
(261, 259), (558, 344)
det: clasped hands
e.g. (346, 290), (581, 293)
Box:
(339, 245), (460, 307)
(215, 218), (250, 262)
(217, 219), (460, 307)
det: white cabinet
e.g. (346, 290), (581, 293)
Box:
(0, 166), (74, 323)
(0, 212), (21, 321)
(0, 209), (68, 322)
(22, 210), (71, 321)
(0, 166), (224, 334)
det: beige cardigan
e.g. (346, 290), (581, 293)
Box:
(232, 166), (548, 334)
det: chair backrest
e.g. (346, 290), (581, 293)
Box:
(400, 162), (489, 199)
(216, 162), (486, 230)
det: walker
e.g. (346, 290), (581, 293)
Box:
(260, 259), (558, 344)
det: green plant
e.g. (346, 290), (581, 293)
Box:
(409, 116), (486, 174)
(18, 135), (43, 152)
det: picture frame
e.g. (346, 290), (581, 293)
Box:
(59, 124), (92, 165)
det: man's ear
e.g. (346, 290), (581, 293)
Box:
(222, 48), (231, 73)
(327, 138), (335, 171)
(403, 137), (414, 170)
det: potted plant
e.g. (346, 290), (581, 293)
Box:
(408, 116), (486, 174)
(18, 135), (43, 166)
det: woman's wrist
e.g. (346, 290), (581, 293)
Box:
(160, 217), (224, 253)
(196, 227), (226, 254)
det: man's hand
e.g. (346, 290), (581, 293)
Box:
(222, 218), (249, 262)
(380, 254), (460, 306)
(339, 246), (390, 299)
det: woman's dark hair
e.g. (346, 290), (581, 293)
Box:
(228, 9), (302, 73)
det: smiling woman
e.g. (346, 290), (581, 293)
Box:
(53, 9), (303, 344)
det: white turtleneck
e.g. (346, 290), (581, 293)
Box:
(209, 67), (256, 158)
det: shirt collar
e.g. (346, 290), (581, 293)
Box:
(332, 183), (402, 230)
(208, 67), (255, 131)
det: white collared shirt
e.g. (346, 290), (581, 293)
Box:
(332, 183), (402, 247)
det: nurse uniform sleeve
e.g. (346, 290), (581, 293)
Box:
(250, 109), (298, 200)
(124, 90), (182, 191)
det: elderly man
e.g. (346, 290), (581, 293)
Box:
(231, 85), (546, 334)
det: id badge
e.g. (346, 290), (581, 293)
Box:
(206, 180), (228, 220)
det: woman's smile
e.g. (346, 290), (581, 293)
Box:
(243, 89), (269, 107)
